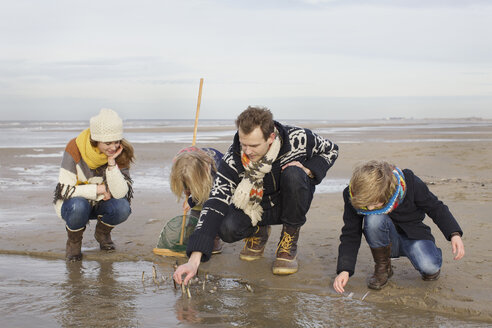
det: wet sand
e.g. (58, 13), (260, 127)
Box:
(1, 119), (491, 324)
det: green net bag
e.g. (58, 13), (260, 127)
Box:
(156, 214), (198, 252)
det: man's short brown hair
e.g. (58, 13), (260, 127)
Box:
(235, 106), (274, 140)
(349, 160), (397, 209)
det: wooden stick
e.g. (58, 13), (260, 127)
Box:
(179, 78), (204, 245)
(192, 78), (204, 147)
(178, 211), (187, 245)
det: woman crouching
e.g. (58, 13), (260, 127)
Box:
(53, 108), (135, 261)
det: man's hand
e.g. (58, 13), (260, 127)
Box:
(333, 271), (349, 294)
(173, 252), (201, 286)
(282, 161), (313, 178)
(451, 235), (465, 260)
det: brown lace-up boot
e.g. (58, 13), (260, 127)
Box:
(94, 219), (115, 250)
(367, 244), (394, 290)
(272, 225), (300, 275)
(239, 225), (271, 261)
(66, 227), (85, 261)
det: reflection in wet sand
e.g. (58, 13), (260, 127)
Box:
(58, 261), (138, 328)
(0, 255), (489, 327)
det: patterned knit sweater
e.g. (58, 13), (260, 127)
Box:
(187, 121), (339, 261)
(53, 138), (133, 219)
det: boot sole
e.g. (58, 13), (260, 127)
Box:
(239, 253), (264, 261)
(272, 258), (298, 275)
(367, 275), (391, 290)
(272, 267), (298, 275)
(367, 281), (387, 290)
(239, 247), (266, 261)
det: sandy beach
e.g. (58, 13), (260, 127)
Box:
(1, 118), (491, 324)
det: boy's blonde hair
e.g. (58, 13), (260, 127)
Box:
(170, 149), (216, 206)
(349, 160), (397, 209)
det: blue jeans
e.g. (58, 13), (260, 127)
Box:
(363, 214), (442, 276)
(219, 166), (315, 243)
(61, 197), (131, 231)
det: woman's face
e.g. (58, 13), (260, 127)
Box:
(97, 141), (121, 157)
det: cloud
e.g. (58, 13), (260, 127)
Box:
(0, 0), (491, 119)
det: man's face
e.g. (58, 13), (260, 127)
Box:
(238, 126), (275, 162)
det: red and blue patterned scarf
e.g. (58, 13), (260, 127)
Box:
(350, 167), (406, 216)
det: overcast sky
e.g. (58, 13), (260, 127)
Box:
(1, 0), (491, 121)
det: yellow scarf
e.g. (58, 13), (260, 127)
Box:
(75, 128), (108, 169)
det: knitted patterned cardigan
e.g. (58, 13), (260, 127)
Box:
(187, 121), (339, 261)
(53, 138), (133, 219)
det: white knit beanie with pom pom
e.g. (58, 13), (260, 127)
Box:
(90, 108), (123, 142)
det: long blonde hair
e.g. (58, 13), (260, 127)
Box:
(170, 149), (216, 206)
(349, 160), (397, 209)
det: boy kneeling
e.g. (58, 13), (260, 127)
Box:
(333, 160), (465, 293)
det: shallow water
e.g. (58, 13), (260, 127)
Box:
(1, 119), (491, 148)
(0, 255), (487, 328)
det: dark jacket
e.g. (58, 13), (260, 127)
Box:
(187, 121), (339, 261)
(336, 168), (463, 276)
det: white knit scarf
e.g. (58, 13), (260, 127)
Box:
(232, 131), (281, 226)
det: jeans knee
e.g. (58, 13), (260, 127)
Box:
(408, 241), (442, 275)
(62, 198), (90, 229)
(100, 199), (131, 226)
(116, 200), (131, 220)
(363, 214), (393, 248)
(420, 261), (441, 276)
(364, 214), (387, 233)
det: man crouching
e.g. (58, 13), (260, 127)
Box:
(174, 106), (338, 285)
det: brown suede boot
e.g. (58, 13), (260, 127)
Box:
(272, 225), (300, 275)
(66, 227), (85, 262)
(212, 235), (223, 254)
(367, 244), (394, 290)
(94, 220), (115, 250)
(239, 225), (271, 261)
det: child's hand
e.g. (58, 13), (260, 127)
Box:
(451, 235), (465, 260)
(333, 271), (349, 294)
(182, 199), (191, 212)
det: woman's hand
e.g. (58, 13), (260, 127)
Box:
(97, 184), (112, 200)
(107, 145), (123, 167)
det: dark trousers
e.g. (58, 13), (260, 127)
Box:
(219, 166), (315, 243)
